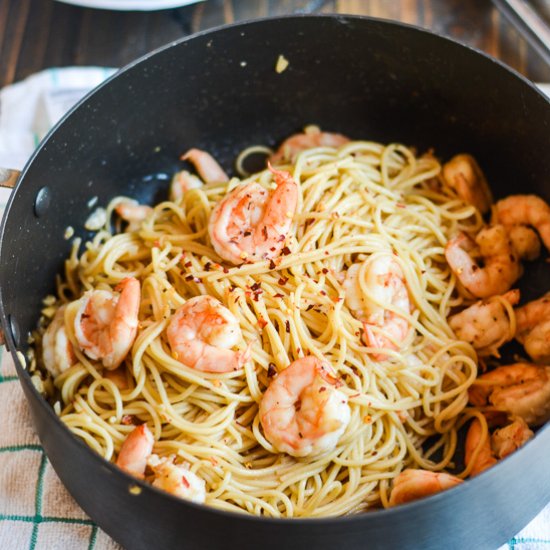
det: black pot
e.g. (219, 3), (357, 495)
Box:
(1, 15), (549, 550)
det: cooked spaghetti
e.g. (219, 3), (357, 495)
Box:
(32, 136), (494, 517)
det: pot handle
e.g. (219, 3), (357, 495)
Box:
(0, 168), (20, 189)
(0, 168), (21, 344)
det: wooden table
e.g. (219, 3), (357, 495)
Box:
(1, 0), (550, 89)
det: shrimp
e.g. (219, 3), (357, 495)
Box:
(148, 455), (206, 504)
(388, 469), (462, 506)
(270, 125), (350, 164)
(442, 154), (493, 214)
(515, 293), (550, 363)
(208, 165), (298, 265)
(343, 255), (412, 358)
(494, 194), (550, 252)
(116, 425), (206, 503)
(444, 225), (522, 298)
(74, 277), (141, 370)
(468, 363), (550, 426)
(259, 356), (351, 458)
(465, 416), (533, 477)
(116, 424), (155, 479)
(42, 305), (76, 378)
(166, 295), (248, 373)
(448, 289), (519, 357)
(181, 148), (228, 184)
(115, 200), (153, 232)
(169, 170), (203, 202)
(507, 225), (541, 261)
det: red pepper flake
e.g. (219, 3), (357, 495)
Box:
(184, 261), (192, 267)
(319, 386), (327, 393)
(285, 320), (291, 333)
(251, 282), (262, 292)
(181, 476), (190, 488)
(281, 246), (291, 256)
(278, 276), (288, 286)
(267, 363), (277, 377)
(471, 264), (479, 272)
(269, 259), (277, 270)
(244, 230), (252, 237)
(223, 267), (229, 274)
(321, 268), (329, 274)
(262, 226), (268, 240)
(258, 317), (268, 329)
(274, 293), (284, 299)
(204, 262), (212, 272)
(306, 304), (314, 311)
(320, 290), (327, 296)
(278, 235), (286, 242)
(121, 415), (136, 425)
(185, 274), (194, 281)
(296, 347), (301, 355)
(270, 247), (276, 252)
(324, 251), (329, 256)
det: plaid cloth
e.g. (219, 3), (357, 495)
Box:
(1, 69), (550, 550)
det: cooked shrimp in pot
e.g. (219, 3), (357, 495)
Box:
(444, 225), (522, 298)
(507, 225), (541, 261)
(448, 289), (519, 357)
(259, 356), (351, 458)
(167, 295), (248, 373)
(74, 277), (141, 370)
(343, 254), (412, 359)
(148, 454), (206, 504)
(465, 416), (533, 477)
(115, 200), (153, 232)
(181, 148), (228, 184)
(388, 469), (463, 506)
(493, 194), (550, 252)
(169, 170), (203, 202)
(116, 424), (155, 478)
(269, 125), (350, 164)
(468, 363), (550, 426)
(208, 165), (298, 265)
(442, 154), (493, 214)
(116, 425), (205, 503)
(515, 293), (550, 364)
(42, 305), (76, 378)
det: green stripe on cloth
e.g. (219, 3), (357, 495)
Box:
(29, 452), (48, 550)
(0, 514), (94, 526)
(88, 524), (99, 550)
(0, 445), (43, 454)
(509, 537), (550, 547)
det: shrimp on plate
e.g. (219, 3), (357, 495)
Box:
(181, 148), (229, 184)
(493, 194), (550, 253)
(208, 165), (298, 265)
(468, 363), (550, 426)
(447, 289), (519, 357)
(115, 200), (153, 232)
(465, 416), (533, 477)
(42, 305), (76, 377)
(167, 295), (249, 373)
(515, 293), (550, 364)
(259, 356), (351, 458)
(442, 154), (493, 214)
(269, 125), (350, 165)
(116, 424), (205, 503)
(74, 277), (141, 370)
(343, 254), (412, 359)
(388, 469), (463, 506)
(444, 225), (522, 299)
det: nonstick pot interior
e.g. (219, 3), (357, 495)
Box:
(1, 15), (549, 550)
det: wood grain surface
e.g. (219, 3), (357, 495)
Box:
(1, 0), (549, 88)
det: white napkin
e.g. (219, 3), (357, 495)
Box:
(1, 67), (550, 550)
